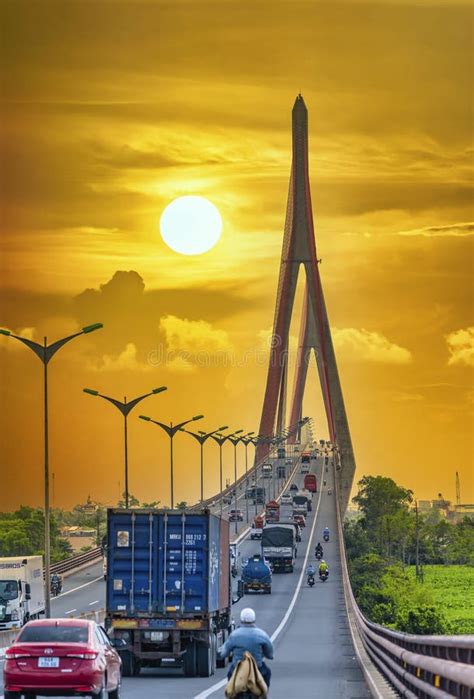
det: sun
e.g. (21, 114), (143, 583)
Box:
(159, 195), (223, 256)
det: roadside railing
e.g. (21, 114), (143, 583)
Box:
(334, 465), (474, 699)
(50, 546), (102, 576)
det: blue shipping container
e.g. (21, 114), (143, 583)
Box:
(106, 510), (230, 616)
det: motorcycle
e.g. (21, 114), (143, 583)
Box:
(50, 579), (62, 596)
(323, 533), (330, 542)
(307, 573), (315, 587)
(319, 570), (329, 582)
(315, 550), (323, 560)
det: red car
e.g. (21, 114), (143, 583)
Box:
(293, 514), (306, 528)
(3, 618), (121, 698)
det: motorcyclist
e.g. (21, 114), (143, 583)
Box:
(315, 541), (323, 557)
(323, 526), (330, 540)
(306, 563), (316, 580)
(219, 607), (273, 688)
(319, 560), (329, 577)
(50, 573), (62, 594)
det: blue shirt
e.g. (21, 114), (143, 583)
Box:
(219, 624), (274, 669)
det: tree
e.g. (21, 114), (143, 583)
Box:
(352, 476), (413, 556)
(176, 501), (188, 510)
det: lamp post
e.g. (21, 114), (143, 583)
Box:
(139, 414), (204, 509)
(83, 386), (167, 509)
(241, 432), (255, 522)
(181, 425), (228, 503)
(228, 431), (245, 534)
(209, 432), (235, 516)
(1, 322), (103, 618)
(250, 434), (268, 517)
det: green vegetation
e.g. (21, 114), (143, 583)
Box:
(0, 507), (73, 562)
(345, 475), (474, 635)
(0, 493), (168, 562)
(405, 565), (474, 634)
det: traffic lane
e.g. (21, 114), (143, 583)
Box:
(121, 481), (320, 697)
(51, 563), (105, 619)
(270, 466), (370, 699)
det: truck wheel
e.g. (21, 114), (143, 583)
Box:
(4, 693), (21, 699)
(197, 634), (215, 677)
(120, 651), (134, 678)
(183, 641), (197, 677)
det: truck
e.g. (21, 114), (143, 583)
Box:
(265, 500), (280, 523)
(261, 525), (296, 573)
(301, 452), (311, 464)
(246, 486), (265, 504)
(240, 554), (272, 594)
(277, 464), (286, 479)
(277, 447), (286, 459)
(261, 463), (273, 478)
(250, 513), (265, 540)
(106, 509), (231, 678)
(304, 473), (318, 493)
(0, 556), (45, 630)
(292, 491), (310, 516)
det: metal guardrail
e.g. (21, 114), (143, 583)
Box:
(334, 460), (474, 699)
(50, 546), (102, 576)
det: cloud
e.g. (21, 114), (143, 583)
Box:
(446, 326), (474, 366)
(398, 222), (474, 238)
(159, 315), (233, 355)
(165, 356), (197, 373)
(91, 342), (151, 372)
(332, 327), (413, 364)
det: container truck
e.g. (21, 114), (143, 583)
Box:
(240, 555), (272, 594)
(105, 509), (231, 678)
(0, 556), (45, 630)
(304, 473), (318, 493)
(261, 525), (296, 573)
(265, 500), (280, 523)
(250, 514), (265, 540)
(292, 492), (310, 516)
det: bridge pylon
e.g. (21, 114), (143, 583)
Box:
(256, 94), (356, 512)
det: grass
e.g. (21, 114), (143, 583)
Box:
(406, 565), (474, 634)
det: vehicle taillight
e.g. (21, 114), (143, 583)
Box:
(66, 652), (98, 659)
(6, 650), (32, 659)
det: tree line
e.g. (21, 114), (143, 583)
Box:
(344, 475), (474, 634)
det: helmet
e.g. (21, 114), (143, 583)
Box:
(321, 560), (326, 564)
(240, 608), (256, 624)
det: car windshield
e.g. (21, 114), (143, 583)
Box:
(19, 625), (89, 644)
(0, 580), (18, 601)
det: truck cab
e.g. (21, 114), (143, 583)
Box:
(0, 556), (45, 630)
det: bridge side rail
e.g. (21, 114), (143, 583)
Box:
(334, 459), (474, 699)
(49, 546), (102, 576)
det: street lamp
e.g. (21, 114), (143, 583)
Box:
(241, 432), (255, 521)
(209, 431), (237, 516)
(181, 425), (228, 503)
(139, 414), (204, 509)
(228, 431), (245, 533)
(83, 386), (167, 509)
(0, 322), (103, 618)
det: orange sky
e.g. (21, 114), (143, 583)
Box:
(1, 0), (473, 511)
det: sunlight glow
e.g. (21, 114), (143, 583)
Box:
(160, 195), (223, 255)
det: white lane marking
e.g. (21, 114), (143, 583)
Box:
(194, 467), (323, 699)
(65, 609), (77, 614)
(52, 576), (103, 601)
(88, 600), (99, 606)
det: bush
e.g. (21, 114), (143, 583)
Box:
(396, 605), (451, 634)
